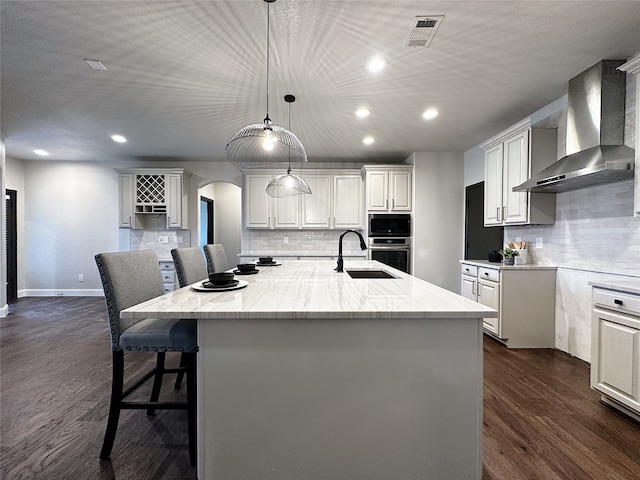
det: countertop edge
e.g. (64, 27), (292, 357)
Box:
(460, 259), (557, 271)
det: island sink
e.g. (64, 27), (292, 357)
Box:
(346, 269), (397, 279)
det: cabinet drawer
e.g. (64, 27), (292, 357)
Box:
(162, 272), (175, 283)
(478, 267), (499, 282)
(159, 261), (175, 272)
(593, 288), (640, 316)
(460, 264), (478, 277)
(163, 283), (176, 293)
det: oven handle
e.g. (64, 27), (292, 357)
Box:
(369, 246), (411, 250)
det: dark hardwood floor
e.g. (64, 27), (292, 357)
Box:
(1, 297), (640, 479)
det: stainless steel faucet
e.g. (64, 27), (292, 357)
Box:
(335, 229), (367, 272)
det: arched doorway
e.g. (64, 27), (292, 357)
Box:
(198, 182), (242, 268)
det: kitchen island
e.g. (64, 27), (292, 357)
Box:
(121, 260), (497, 480)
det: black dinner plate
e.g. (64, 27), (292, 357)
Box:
(233, 269), (259, 275)
(202, 279), (239, 289)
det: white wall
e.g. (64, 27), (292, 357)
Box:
(412, 152), (465, 292)
(212, 182), (242, 267)
(198, 181), (242, 268)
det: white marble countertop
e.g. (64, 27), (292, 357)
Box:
(122, 260), (497, 320)
(460, 259), (557, 271)
(589, 280), (640, 295)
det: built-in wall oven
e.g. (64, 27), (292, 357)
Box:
(368, 214), (412, 274)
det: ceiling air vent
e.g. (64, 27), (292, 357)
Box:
(404, 15), (444, 48)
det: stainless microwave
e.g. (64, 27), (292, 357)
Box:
(368, 214), (411, 237)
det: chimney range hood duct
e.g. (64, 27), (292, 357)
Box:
(513, 60), (634, 193)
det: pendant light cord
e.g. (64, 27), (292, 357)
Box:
(265, 1), (270, 121)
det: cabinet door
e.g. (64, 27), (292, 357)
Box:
(118, 173), (135, 228)
(592, 310), (640, 412)
(478, 279), (500, 336)
(334, 175), (363, 228)
(503, 130), (529, 224)
(366, 171), (389, 211)
(302, 175), (332, 228)
(245, 175), (273, 228)
(274, 195), (301, 228)
(389, 170), (412, 211)
(166, 173), (183, 228)
(484, 144), (503, 225)
(461, 275), (477, 302)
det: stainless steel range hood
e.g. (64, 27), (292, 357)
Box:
(513, 60), (634, 193)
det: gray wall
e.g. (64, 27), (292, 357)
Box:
(4, 158), (244, 296)
(412, 152), (465, 293)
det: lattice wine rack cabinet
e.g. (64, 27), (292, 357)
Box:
(116, 169), (187, 229)
(136, 174), (167, 213)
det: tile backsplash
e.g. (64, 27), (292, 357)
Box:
(506, 179), (640, 278)
(242, 229), (367, 256)
(130, 229), (191, 261)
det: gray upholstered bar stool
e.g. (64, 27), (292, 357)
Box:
(171, 247), (208, 287)
(94, 250), (197, 466)
(203, 243), (230, 273)
(170, 246), (209, 390)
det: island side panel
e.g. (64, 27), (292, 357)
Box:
(197, 316), (483, 480)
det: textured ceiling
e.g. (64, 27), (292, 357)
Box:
(2, 0), (640, 164)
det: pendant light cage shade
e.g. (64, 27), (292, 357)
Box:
(225, 122), (308, 168)
(266, 169), (312, 197)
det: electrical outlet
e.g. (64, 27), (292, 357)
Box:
(177, 236), (183, 243)
(515, 237), (522, 243)
(78, 273), (84, 282)
(284, 236), (289, 244)
(536, 237), (543, 249)
(158, 236), (164, 244)
(163, 236), (169, 244)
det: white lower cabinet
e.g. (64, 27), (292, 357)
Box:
(460, 261), (556, 348)
(159, 261), (177, 292)
(591, 285), (640, 419)
(478, 272), (500, 336)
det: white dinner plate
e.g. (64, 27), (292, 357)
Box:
(192, 280), (248, 292)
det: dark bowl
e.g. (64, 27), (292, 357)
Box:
(207, 272), (235, 285)
(236, 263), (257, 272)
(259, 257), (273, 264)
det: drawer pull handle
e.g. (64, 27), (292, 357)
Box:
(614, 299), (623, 306)
(484, 272), (489, 276)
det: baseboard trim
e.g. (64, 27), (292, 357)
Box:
(18, 289), (104, 298)
(0, 304), (9, 318)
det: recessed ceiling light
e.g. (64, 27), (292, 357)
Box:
(111, 134), (127, 143)
(422, 108), (439, 120)
(84, 59), (108, 70)
(34, 149), (49, 156)
(366, 57), (387, 73)
(363, 136), (375, 145)
(355, 108), (371, 119)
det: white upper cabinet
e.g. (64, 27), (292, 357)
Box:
(481, 119), (556, 226)
(333, 175), (363, 228)
(364, 166), (413, 212)
(245, 174), (274, 228)
(117, 169), (188, 229)
(118, 173), (136, 228)
(302, 175), (332, 228)
(166, 173), (183, 228)
(245, 170), (363, 230)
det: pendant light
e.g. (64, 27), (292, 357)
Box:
(266, 95), (312, 197)
(225, 0), (307, 168)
